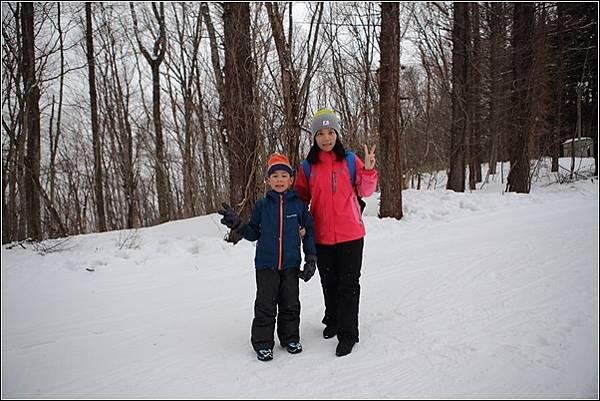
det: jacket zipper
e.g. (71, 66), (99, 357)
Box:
(332, 171), (337, 193)
(278, 194), (284, 271)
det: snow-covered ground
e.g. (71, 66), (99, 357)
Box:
(2, 159), (598, 398)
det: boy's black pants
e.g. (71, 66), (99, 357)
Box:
(251, 267), (300, 351)
(316, 238), (364, 344)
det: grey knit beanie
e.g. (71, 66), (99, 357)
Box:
(310, 108), (341, 137)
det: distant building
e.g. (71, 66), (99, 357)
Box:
(561, 137), (594, 157)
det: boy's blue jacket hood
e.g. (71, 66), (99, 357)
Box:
(238, 189), (316, 270)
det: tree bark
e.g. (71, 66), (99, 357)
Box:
(378, 2), (403, 219)
(85, 3), (107, 232)
(21, 2), (41, 240)
(2, 3), (24, 243)
(487, 2), (505, 176)
(507, 3), (535, 193)
(469, 3), (482, 188)
(47, 4), (66, 238)
(447, 3), (468, 192)
(130, 2), (171, 223)
(169, 3), (202, 218)
(223, 2), (260, 241)
(265, 2), (301, 168)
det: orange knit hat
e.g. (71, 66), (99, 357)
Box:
(267, 153), (294, 176)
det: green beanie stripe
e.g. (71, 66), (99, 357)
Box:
(310, 108), (341, 136)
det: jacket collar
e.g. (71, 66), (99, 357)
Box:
(266, 189), (297, 200)
(318, 149), (338, 162)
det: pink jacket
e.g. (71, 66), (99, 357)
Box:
(295, 150), (378, 245)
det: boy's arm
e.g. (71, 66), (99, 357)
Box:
(238, 202), (261, 241)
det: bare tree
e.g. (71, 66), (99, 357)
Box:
(2, 3), (25, 242)
(560, 3), (597, 176)
(447, 3), (468, 192)
(46, 3), (66, 237)
(468, 2), (482, 189)
(130, 2), (171, 223)
(486, 2), (509, 176)
(165, 3), (203, 218)
(507, 3), (535, 193)
(550, 3), (565, 173)
(200, 2), (225, 99)
(85, 3), (107, 232)
(199, 2), (229, 210)
(410, 3), (452, 181)
(21, 2), (42, 240)
(96, 3), (141, 229)
(528, 4), (554, 169)
(378, 2), (403, 219)
(265, 2), (323, 168)
(223, 2), (260, 241)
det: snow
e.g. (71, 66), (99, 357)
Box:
(562, 137), (594, 145)
(2, 158), (599, 398)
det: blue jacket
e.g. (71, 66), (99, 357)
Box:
(239, 189), (316, 270)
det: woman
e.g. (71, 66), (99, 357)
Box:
(294, 108), (378, 357)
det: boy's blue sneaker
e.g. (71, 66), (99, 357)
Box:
(285, 341), (303, 354)
(256, 348), (273, 361)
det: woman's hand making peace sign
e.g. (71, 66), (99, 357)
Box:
(363, 144), (377, 170)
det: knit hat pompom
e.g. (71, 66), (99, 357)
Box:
(310, 108), (341, 137)
(267, 153), (294, 177)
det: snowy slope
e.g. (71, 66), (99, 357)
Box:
(2, 159), (598, 398)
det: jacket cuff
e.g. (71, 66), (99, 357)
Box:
(362, 168), (377, 175)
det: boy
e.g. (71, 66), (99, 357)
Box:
(218, 153), (318, 361)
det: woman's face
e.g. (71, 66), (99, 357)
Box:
(315, 128), (337, 152)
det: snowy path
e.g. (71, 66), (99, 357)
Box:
(2, 178), (598, 398)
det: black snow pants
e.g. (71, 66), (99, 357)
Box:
(251, 267), (300, 351)
(316, 237), (364, 343)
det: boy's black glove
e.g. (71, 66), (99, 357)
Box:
(299, 254), (317, 282)
(218, 203), (243, 231)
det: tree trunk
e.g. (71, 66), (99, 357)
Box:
(121, 80), (138, 229)
(47, 4), (66, 238)
(194, 83), (218, 214)
(378, 2), (403, 219)
(169, 3), (202, 218)
(469, 3), (482, 187)
(447, 3), (468, 192)
(570, 85), (581, 178)
(223, 2), (260, 242)
(85, 3), (107, 232)
(464, 3), (474, 190)
(266, 2), (301, 168)
(130, 3), (171, 224)
(21, 2), (41, 240)
(507, 3), (535, 193)
(151, 64), (171, 222)
(265, 2), (323, 168)
(2, 4), (24, 243)
(499, 4), (511, 166)
(487, 2), (502, 176)
(200, 2), (226, 129)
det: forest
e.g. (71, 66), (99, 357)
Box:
(1, 2), (597, 243)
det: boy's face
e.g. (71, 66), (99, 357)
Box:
(315, 128), (337, 152)
(267, 170), (293, 193)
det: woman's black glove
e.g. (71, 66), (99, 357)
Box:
(299, 254), (317, 282)
(218, 203), (243, 231)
